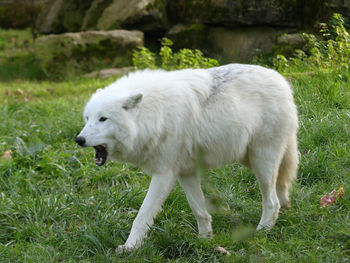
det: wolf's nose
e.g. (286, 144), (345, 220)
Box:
(75, 136), (86, 146)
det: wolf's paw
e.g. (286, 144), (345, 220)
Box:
(116, 244), (135, 254)
(199, 229), (214, 238)
(256, 221), (275, 231)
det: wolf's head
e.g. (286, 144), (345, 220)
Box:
(75, 88), (143, 166)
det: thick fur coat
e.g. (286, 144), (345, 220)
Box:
(76, 64), (299, 252)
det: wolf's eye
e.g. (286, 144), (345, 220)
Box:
(99, 117), (107, 122)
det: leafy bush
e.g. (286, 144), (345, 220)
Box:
(269, 14), (350, 110)
(273, 14), (350, 72)
(131, 47), (157, 70)
(132, 38), (219, 70)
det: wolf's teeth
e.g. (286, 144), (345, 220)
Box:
(93, 145), (107, 166)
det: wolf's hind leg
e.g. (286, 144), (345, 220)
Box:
(249, 143), (284, 231)
(276, 135), (298, 208)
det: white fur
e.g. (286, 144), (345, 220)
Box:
(77, 64), (299, 252)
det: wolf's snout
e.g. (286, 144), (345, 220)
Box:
(75, 136), (86, 146)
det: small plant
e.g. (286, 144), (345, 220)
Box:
(272, 54), (289, 71)
(132, 38), (219, 70)
(131, 47), (157, 70)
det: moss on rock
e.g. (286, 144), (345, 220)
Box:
(34, 30), (144, 74)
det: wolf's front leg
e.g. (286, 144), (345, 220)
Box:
(117, 171), (176, 253)
(178, 173), (212, 237)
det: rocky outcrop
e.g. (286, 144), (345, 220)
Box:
(2, 0), (350, 64)
(35, 30), (143, 71)
(35, 0), (167, 34)
(33, 0), (335, 35)
(95, 0), (167, 33)
(167, 0), (302, 28)
(167, 24), (287, 62)
(82, 0), (114, 31)
(275, 33), (307, 57)
(36, 0), (94, 33)
(35, 0), (63, 33)
(208, 27), (285, 63)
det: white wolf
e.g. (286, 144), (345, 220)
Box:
(76, 64), (298, 252)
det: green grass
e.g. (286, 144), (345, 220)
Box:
(0, 29), (349, 262)
(0, 29), (46, 81)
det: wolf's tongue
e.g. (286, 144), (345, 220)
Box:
(94, 145), (107, 166)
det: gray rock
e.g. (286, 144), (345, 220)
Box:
(208, 26), (284, 62)
(84, 67), (135, 79)
(277, 33), (306, 47)
(35, 30), (143, 70)
(275, 33), (307, 57)
(166, 24), (285, 63)
(96, 0), (168, 32)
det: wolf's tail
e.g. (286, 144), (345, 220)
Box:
(276, 134), (299, 208)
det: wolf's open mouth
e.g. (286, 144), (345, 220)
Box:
(94, 145), (107, 166)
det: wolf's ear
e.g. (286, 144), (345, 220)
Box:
(122, 93), (143, 110)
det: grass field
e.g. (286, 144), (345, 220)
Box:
(0, 28), (349, 262)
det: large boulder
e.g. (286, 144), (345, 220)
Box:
(274, 33), (307, 57)
(167, 24), (285, 62)
(207, 26), (284, 63)
(95, 0), (168, 33)
(34, 30), (144, 72)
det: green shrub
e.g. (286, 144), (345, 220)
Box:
(273, 13), (350, 73)
(132, 38), (219, 70)
(132, 47), (157, 70)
